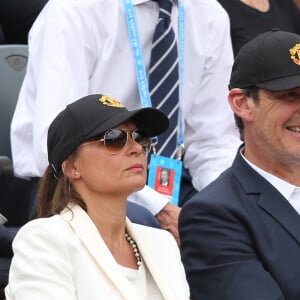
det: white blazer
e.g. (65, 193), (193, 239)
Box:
(5, 205), (190, 299)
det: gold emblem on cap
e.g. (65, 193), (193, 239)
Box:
(289, 44), (300, 66)
(99, 95), (125, 107)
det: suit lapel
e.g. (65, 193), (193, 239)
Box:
(258, 189), (300, 246)
(126, 221), (179, 299)
(60, 205), (139, 300)
(233, 150), (300, 246)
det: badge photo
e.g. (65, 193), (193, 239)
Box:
(148, 154), (182, 205)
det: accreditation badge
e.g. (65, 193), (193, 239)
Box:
(147, 154), (182, 206)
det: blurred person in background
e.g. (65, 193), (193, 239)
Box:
(0, 0), (47, 44)
(217, 0), (300, 56)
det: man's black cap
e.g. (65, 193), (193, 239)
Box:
(229, 29), (300, 91)
(47, 94), (169, 174)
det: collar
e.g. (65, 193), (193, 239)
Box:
(240, 147), (296, 201)
(132, 0), (152, 4)
(132, 0), (179, 5)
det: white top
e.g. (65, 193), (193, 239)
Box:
(120, 264), (164, 300)
(10, 0), (241, 213)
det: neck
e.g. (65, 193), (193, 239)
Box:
(73, 186), (142, 268)
(87, 199), (127, 234)
(74, 186), (128, 234)
(90, 209), (142, 269)
(240, 0), (270, 12)
(84, 196), (141, 269)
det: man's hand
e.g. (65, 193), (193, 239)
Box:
(156, 202), (181, 246)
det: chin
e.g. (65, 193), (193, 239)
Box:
(125, 175), (147, 193)
(132, 179), (147, 192)
(136, 182), (147, 191)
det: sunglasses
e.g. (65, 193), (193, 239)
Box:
(81, 128), (153, 154)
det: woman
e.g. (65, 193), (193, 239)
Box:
(5, 94), (190, 300)
(217, 0), (300, 56)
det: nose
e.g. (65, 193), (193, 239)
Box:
(127, 134), (145, 155)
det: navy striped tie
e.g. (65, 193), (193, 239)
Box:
(149, 0), (179, 158)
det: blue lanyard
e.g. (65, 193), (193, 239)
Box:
(123, 0), (186, 159)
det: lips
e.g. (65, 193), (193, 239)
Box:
(126, 164), (144, 171)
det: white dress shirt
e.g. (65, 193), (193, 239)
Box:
(11, 0), (241, 213)
(242, 152), (300, 215)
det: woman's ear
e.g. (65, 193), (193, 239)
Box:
(61, 159), (81, 180)
(228, 88), (253, 122)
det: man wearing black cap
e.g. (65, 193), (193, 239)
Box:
(179, 29), (300, 300)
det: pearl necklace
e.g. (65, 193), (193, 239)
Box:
(125, 233), (142, 268)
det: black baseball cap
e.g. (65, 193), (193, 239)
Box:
(229, 29), (300, 91)
(48, 94), (169, 174)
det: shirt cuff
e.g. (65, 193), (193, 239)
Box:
(127, 185), (170, 215)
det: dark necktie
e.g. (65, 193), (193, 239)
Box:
(149, 0), (179, 158)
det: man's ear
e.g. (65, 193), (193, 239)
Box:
(228, 88), (253, 122)
(62, 159), (80, 180)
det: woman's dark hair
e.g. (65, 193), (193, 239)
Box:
(36, 133), (112, 217)
(234, 86), (259, 140)
(36, 155), (87, 218)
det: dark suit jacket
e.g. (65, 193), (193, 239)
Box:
(0, 225), (18, 256)
(179, 149), (300, 300)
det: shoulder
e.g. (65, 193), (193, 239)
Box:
(31, 0), (123, 37)
(179, 166), (247, 222)
(41, 0), (121, 14)
(13, 215), (75, 251)
(16, 215), (67, 234)
(184, 0), (229, 18)
(216, 0), (235, 10)
(183, 0), (231, 44)
(186, 167), (236, 204)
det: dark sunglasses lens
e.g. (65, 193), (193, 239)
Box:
(104, 129), (127, 153)
(132, 130), (152, 152)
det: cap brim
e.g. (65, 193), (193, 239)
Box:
(87, 107), (169, 140)
(131, 107), (169, 136)
(256, 74), (300, 91)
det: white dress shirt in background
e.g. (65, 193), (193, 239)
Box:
(11, 0), (241, 213)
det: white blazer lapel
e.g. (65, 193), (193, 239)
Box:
(60, 205), (139, 300)
(126, 220), (188, 300)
